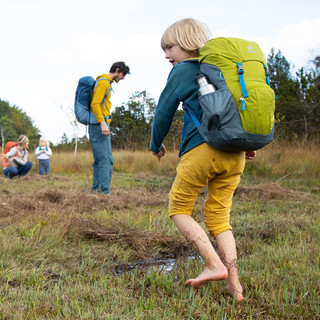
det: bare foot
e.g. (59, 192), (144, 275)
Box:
(185, 266), (228, 288)
(226, 282), (244, 303)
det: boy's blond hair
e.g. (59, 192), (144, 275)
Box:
(161, 18), (210, 55)
(39, 136), (49, 147)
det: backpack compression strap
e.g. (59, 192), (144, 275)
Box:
(237, 63), (274, 110)
(264, 64), (277, 100)
(237, 63), (249, 111)
(264, 64), (271, 87)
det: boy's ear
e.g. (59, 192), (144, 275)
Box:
(115, 67), (120, 73)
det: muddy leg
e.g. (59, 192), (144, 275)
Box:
(215, 230), (244, 303)
(171, 214), (228, 288)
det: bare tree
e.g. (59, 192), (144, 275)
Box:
(60, 106), (80, 157)
(0, 116), (17, 150)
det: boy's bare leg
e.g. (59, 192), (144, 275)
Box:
(171, 214), (228, 288)
(215, 230), (244, 302)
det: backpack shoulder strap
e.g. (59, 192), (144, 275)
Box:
(184, 106), (200, 128)
(93, 77), (111, 91)
(93, 77), (112, 105)
(14, 146), (19, 155)
(14, 146), (24, 158)
(179, 105), (201, 157)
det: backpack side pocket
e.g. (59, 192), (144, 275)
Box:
(198, 88), (238, 132)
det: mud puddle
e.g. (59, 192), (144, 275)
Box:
(113, 255), (197, 277)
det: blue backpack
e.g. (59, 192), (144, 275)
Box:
(74, 76), (112, 125)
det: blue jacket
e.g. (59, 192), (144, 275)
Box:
(150, 59), (204, 156)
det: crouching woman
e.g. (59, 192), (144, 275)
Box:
(2, 135), (33, 179)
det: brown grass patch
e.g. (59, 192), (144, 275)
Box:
(0, 180), (310, 261)
(0, 187), (169, 225)
(234, 182), (308, 201)
(64, 218), (191, 260)
(0, 181), (309, 226)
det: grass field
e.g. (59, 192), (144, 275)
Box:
(0, 143), (319, 319)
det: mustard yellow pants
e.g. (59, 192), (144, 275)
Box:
(169, 143), (245, 238)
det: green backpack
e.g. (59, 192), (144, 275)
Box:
(186, 37), (275, 152)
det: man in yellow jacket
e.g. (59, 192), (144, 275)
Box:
(89, 61), (130, 194)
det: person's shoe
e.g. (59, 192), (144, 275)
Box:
(100, 191), (111, 195)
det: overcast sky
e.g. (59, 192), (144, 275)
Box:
(1, 0), (319, 144)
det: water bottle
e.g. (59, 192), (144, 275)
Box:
(195, 73), (216, 96)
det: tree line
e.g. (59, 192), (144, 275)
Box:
(1, 48), (319, 152)
(267, 49), (320, 143)
(0, 100), (40, 150)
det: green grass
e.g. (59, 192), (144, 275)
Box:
(0, 146), (319, 319)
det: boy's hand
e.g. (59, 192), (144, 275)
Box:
(245, 151), (256, 160)
(152, 144), (167, 161)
